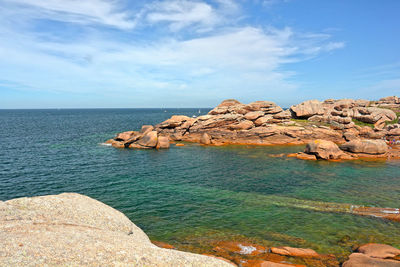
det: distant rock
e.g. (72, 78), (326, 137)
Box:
(0, 193), (231, 266)
(106, 96), (400, 154)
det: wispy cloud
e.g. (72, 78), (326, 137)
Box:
(145, 0), (218, 31)
(0, 0), (346, 107)
(1, 0), (137, 29)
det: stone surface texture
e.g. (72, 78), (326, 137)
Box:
(0, 193), (231, 267)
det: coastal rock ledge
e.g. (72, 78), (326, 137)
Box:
(0, 193), (231, 267)
(106, 96), (400, 150)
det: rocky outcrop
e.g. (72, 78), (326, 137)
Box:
(105, 125), (170, 149)
(343, 243), (400, 267)
(0, 193), (231, 266)
(154, 99), (346, 146)
(107, 96), (399, 150)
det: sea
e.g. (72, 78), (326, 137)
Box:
(1, 108), (399, 257)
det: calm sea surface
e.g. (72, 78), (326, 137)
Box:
(1, 109), (399, 256)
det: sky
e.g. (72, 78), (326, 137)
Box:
(0, 0), (399, 108)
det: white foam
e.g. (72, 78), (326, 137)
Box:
(99, 143), (112, 146)
(238, 244), (257, 255)
(382, 209), (399, 214)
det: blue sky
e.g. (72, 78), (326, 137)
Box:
(0, 0), (399, 108)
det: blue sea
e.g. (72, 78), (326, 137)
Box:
(1, 108), (399, 257)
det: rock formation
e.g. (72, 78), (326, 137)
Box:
(290, 138), (398, 161)
(343, 243), (400, 267)
(106, 96), (400, 154)
(0, 193), (231, 266)
(105, 125), (170, 149)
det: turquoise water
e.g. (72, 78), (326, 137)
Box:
(1, 109), (399, 256)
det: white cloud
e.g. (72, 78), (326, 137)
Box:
(0, 0), (346, 107)
(145, 0), (219, 31)
(0, 24), (343, 98)
(1, 0), (136, 29)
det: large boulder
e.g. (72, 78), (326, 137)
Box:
(137, 131), (158, 147)
(357, 243), (400, 259)
(290, 100), (324, 118)
(0, 193), (231, 266)
(273, 110), (292, 120)
(305, 139), (349, 160)
(156, 136), (170, 149)
(343, 243), (400, 267)
(343, 253), (400, 267)
(339, 139), (388, 155)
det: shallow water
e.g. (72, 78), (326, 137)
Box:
(1, 109), (399, 256)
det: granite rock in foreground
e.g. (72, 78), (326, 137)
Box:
(0, 193), (232, 267)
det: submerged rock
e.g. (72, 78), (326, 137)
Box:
(0, 193), (231, 266)
(270, 247), (319, 258)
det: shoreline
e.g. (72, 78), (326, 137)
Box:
(106, 96), (400, 161)
(2, 193), (399, 266)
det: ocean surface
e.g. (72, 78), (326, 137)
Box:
(1, 109), (399, 256)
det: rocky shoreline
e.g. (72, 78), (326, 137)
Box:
(1, 193), (399, 266)
(105, 96), (400, 160)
